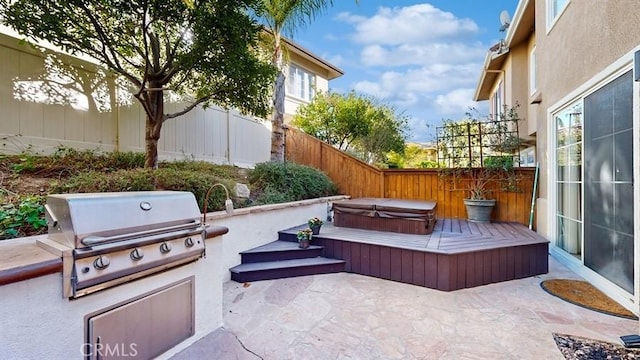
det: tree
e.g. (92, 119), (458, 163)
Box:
(252, 0), (352, 163)
(1, 0), (276, 168)
(293, 91), (408, 164)
(293, 91), (370, 150)
(386, 143), (439, 169)
(353, 104), (408, 164)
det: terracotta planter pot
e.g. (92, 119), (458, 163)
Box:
(298, 238), (311, 249)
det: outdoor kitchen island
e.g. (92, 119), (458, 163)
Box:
(0, 191), (230, 360)
(1, 194), (343, 359)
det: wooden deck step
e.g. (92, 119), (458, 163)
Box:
(239, 240), (323, 263)
(277, 226), (308, 243)
(229, 257), (346, 283)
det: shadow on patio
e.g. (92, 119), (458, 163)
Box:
(171, 256), (637, 360)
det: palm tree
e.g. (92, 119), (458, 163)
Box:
(253, 0), (346, 162)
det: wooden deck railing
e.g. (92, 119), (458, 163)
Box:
(285, 128), (536, 226)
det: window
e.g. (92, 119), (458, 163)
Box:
(491, 80), (504, 118)
(554, 101), (583, 258)
(529, 46), (537, 95)
(287, 64), (315, 101)
(547, 0), (569, 30)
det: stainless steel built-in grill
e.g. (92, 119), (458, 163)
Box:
(42, 191), (209, 298)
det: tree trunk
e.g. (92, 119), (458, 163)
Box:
(270, 34), (285, 163)
(143, 85), (164, 169)
(270, 70), (285, 162)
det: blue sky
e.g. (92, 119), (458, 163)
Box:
(291, 0), (520, 143)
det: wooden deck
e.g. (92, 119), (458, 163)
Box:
(283, 219), (549, 291)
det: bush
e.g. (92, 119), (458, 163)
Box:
(51, 168), (235, 212)
(249, 162), (338, 204)
(0, 195), (47, 239)
(7, 147), (146, 176)
(1, 152), (339, 239)
(484, 156), (515, 170)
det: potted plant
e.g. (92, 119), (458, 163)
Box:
(462, 168), (499, 223)
(437, 105), (523, 223)
(307, 217), (324, 235)
(296, 228), (313, 248)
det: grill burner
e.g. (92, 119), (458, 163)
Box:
(39, 191), (210, 298)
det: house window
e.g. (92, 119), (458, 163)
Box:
(491, 80), (504, 119)
(547, 0), (569, 30)
(287, 64), (315, 102)
(529, 46), (537, 95)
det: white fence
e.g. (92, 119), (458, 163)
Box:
(0, 30), (271, 168)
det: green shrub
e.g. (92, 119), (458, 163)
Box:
(250, 185), (291, 206)
(249, 162), (338, 204)
(1, 152), (341, 239)
(50, 168), (235, 212)
(0, 196), (47, 239)
(51, 147), (145, 171)
(50, 169), (156, 193)
(484, 156), (515, 170)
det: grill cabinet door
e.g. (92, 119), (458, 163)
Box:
(86, 278), (194, 359)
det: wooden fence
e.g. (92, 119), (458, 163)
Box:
(285, 128), (536, 226)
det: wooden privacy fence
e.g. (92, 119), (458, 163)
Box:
(285, 128), (536, 226)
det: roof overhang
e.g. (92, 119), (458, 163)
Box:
(505, 0), (535, 48)
(282, 37), (344, 80)
(472, 0), (534, 101)
(473, 50), (509, 101)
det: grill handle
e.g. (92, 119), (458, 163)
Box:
(81, 221), (202, 246)
(45, 204), (58, 228)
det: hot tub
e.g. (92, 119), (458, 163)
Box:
(331, 198), (437, 235)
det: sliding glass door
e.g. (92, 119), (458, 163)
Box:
(555, 70), (634, 294)
(583, 70), (634, 293)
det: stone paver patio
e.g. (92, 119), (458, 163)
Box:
(171, 256), (637, 359)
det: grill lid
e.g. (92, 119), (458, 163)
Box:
(45, 191), (203, 248)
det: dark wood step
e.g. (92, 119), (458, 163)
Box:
(239, 240), (323, 263)
(278, 224), (327, 242)
(229, 257), (345, 283)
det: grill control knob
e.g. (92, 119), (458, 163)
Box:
(160, 242), (172, 254)
(130, 248), (144, 261)
(184, 237), (195, 248)
(93, 256), (110, 270)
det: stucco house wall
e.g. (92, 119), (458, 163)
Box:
(474, 0), (640, 312)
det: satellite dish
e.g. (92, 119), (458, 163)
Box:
(499, 10), (511, 31)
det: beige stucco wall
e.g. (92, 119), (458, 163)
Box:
(506, 42), (532, 141)
(537, 0), (640, 106)
(534, 0), (640, 233)
(526, 33), (539, 137)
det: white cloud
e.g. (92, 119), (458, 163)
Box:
(360, 42), (486, 67)
(434, 88), (477, 115)
(353, 80), (388, 98)
(339, 4), (478, 45)
(333, 3), (493, 141)
(324, 53), (344, 67)
(354, 63), (481, 101)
